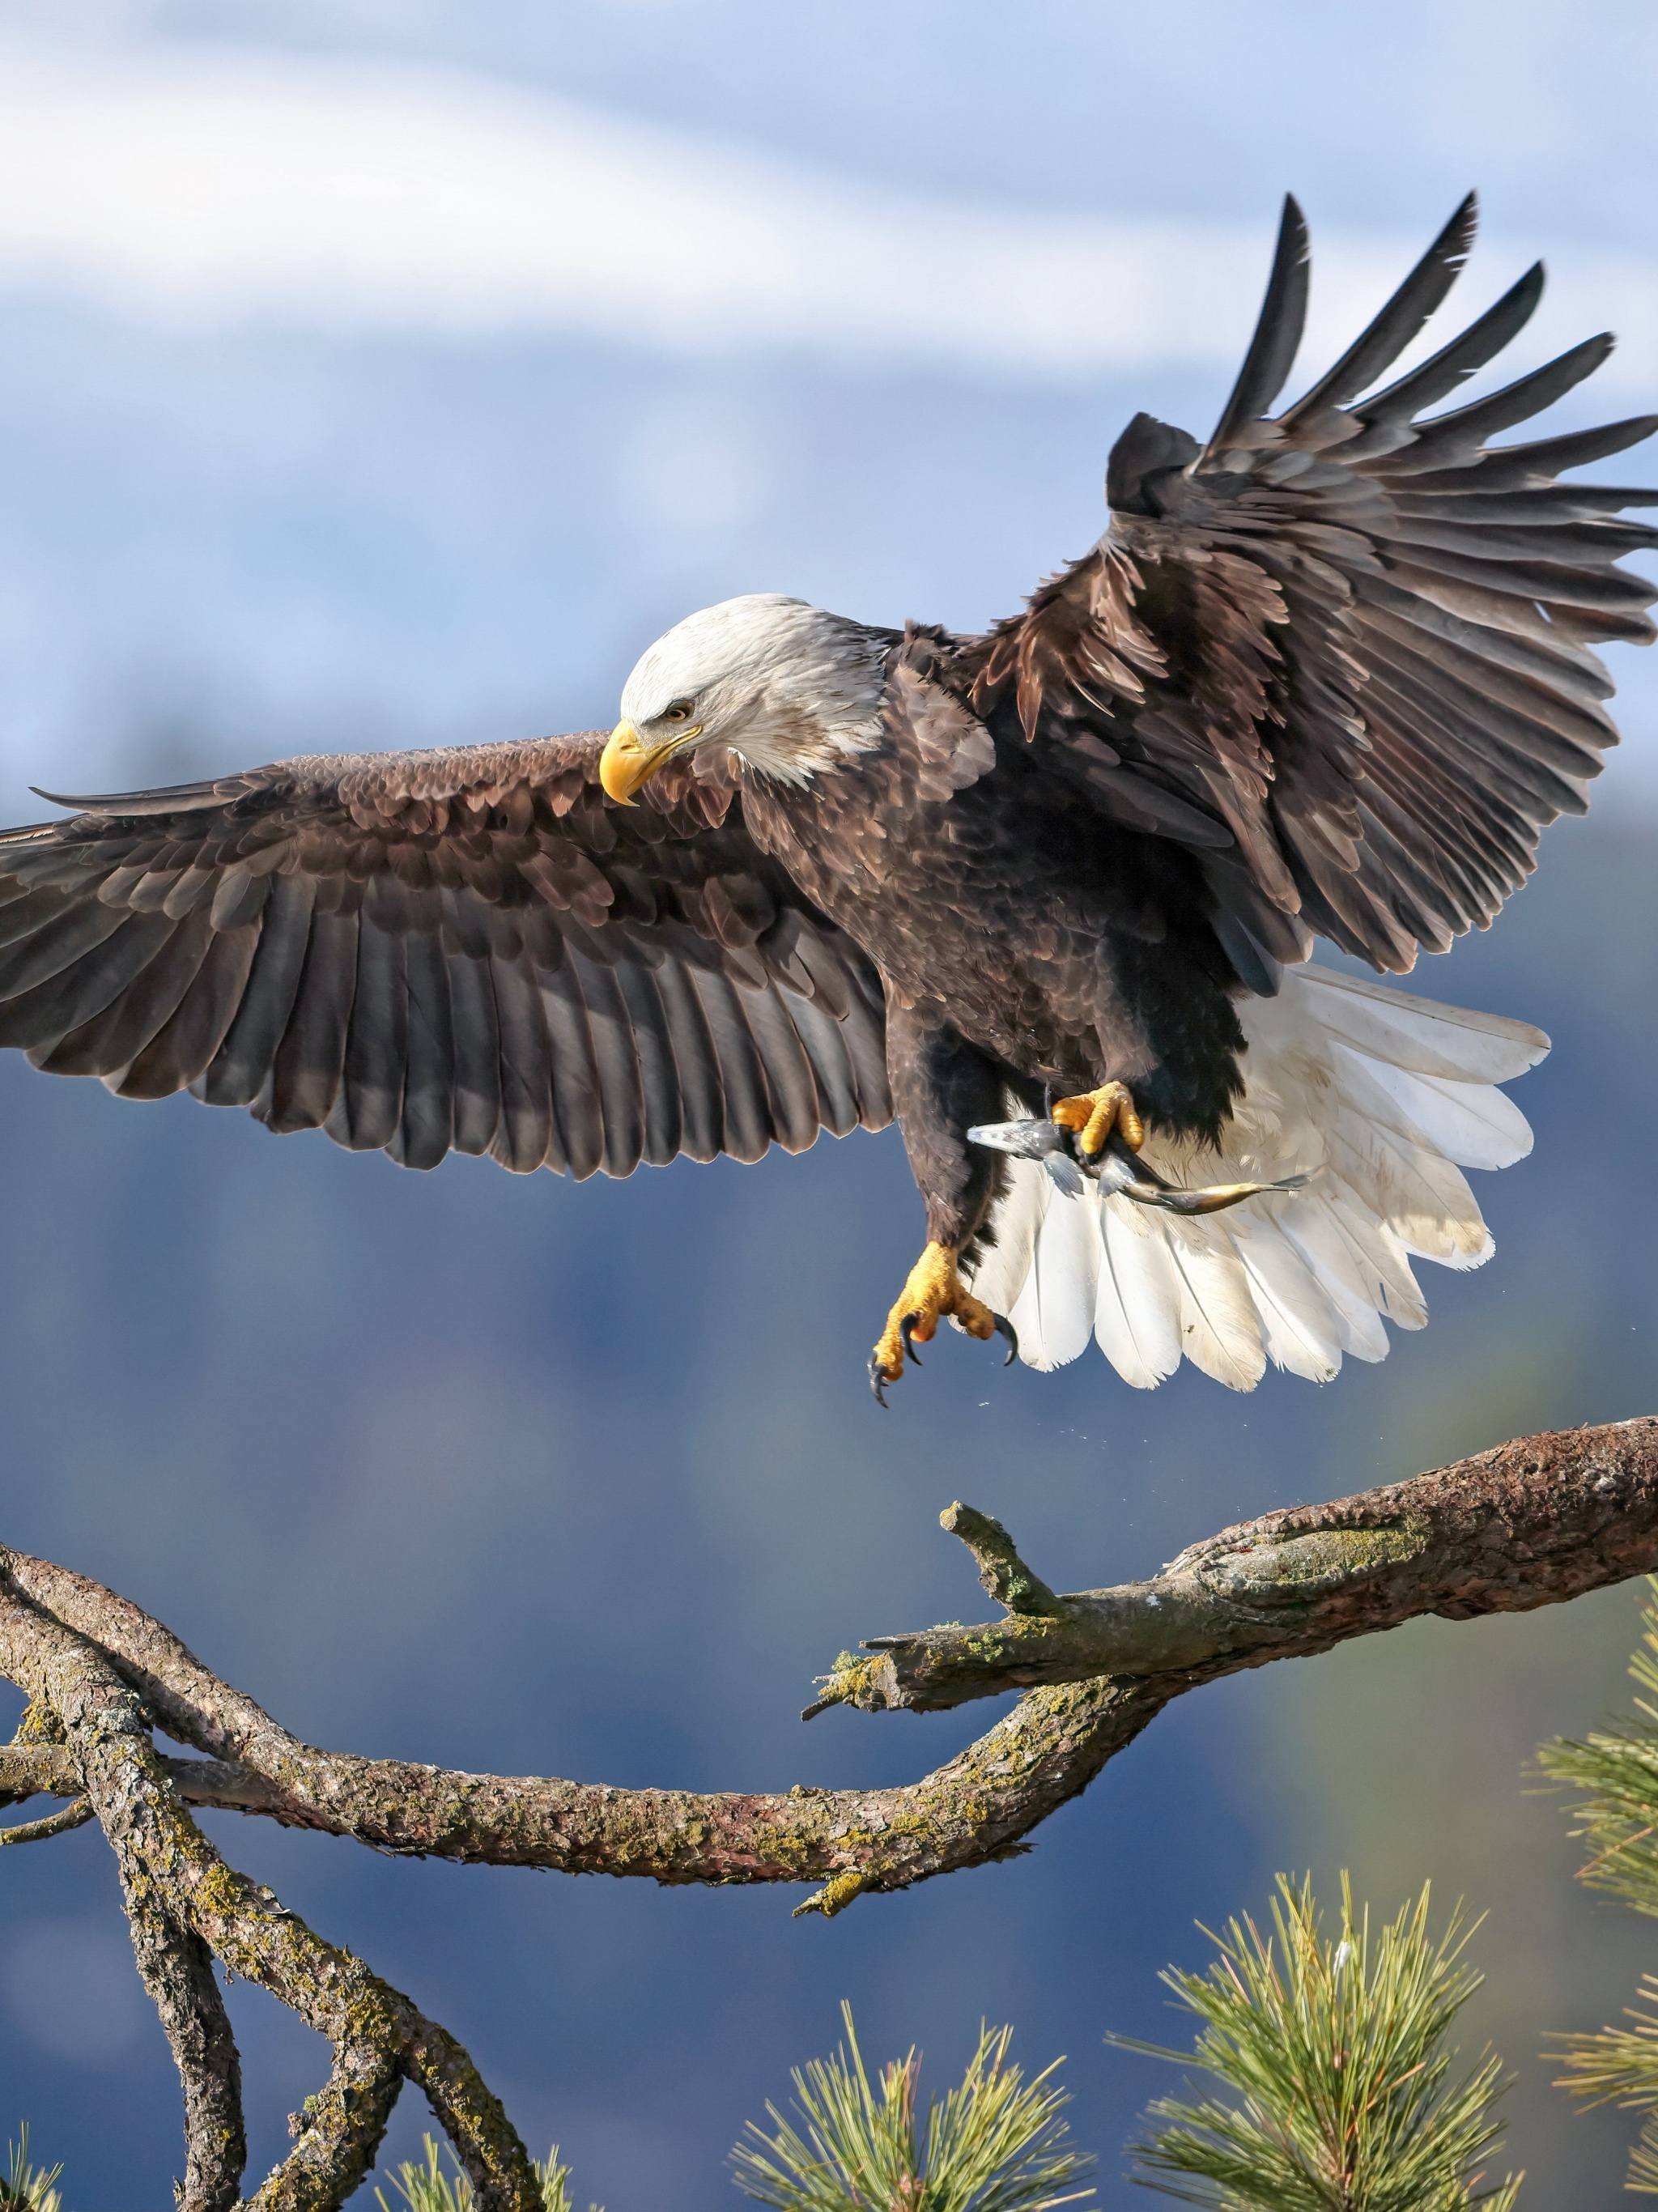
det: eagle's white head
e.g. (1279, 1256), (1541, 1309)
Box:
(601, 593), (890, 803)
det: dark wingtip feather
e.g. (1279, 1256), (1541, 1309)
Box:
(1352, 261), (1546, 428)
(1404, 330), (1616, 459)
(1201, 194), (1312, 465)
(1466, 412), (1658, 483)
(1282, 191), (1479, 425)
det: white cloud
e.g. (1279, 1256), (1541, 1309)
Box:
(0, 35), (1652, 387)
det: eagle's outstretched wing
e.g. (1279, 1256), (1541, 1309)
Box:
(0, 736), (890, 1174)
(960, 193), (1658, 981)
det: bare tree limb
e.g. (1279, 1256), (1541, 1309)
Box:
(0, 1798), (93, 1844)
(0, 1572), (249, 2212)
(823, 1417), (1658, 1714)
(1, 1418), (1655, 2206)
(0, 1562), (541, 2210)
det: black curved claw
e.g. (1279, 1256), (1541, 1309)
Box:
(868, 1350), (891, 1407)
(992, 1311), (1019, 1368)
(899, 1312), (925, 1368)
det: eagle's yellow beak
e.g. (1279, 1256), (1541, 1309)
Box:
(599, 719), (699, 806)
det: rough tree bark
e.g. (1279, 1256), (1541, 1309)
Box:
(2, 1417), (1655, 2208)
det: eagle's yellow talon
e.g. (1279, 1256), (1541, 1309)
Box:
(869, 1241), (1001, 1399)
(1052, 1079), (1144, 1157)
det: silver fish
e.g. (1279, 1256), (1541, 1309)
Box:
(965, 1118), (1307, 1216)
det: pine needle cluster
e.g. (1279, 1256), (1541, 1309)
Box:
(0, 2128), (62, 2212)
(374, 2134), (591, 2212)
(1110, 1874), (1520, 2212)
(1537, 1576), (1658, 2190)
(730, 2001), (1095, 2212)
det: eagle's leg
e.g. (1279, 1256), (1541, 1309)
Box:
(1051, 1079), (1145, 1158)
(870, 1006), (1017, 1402)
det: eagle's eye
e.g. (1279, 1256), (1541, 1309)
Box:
(662, 701), (694, 724)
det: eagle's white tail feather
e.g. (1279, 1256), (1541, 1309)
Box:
(1092, 1200), (1184, 1387)
(1345, 1054), (1533, 1173)
(965, 963), (1547, 1389)
(1226, 1209), (1345, 1383)
(1319, 1058), (1489, 1266)
(1162, 1215), (1265, 1389)
(1290, 967), (1545, 1084)
(1268, 1188), (1397, 1356)
(1029, 1175), (1098, 1368)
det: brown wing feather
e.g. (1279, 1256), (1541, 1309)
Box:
(957, 194), (1658, 975)
(0, 733), (891, 1172)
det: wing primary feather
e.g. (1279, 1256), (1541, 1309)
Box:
(392, 926), (455, 1171)
(611, 956), (682, 1168)
(1456, 415), (1658, 484)
(198, 874), (317, 1108)
(538, 955), (606, 1180)
(39, 909), (215, 1078)
(787, 990), (862, 1137)
(445, 949), (501, 1157)
(0, 895), (131, 996)
(0, 883), (91, 952)
(1201, 194), (1312, 463)
(1349, 262), (1546, 431)
(0, 912), (177, 1054)
(1386, 335), (1616, 470)
(838, 968), (895, 1127)
(691, 965), (772, 1164)
(564, 946), (645, 1178)
(121, 921), (261, 1100)
(1282, 191), (1477, 423)
(338, 918), (407, 1152)
(651, 953), (725, 1162)
(488, 952), (555, 1174)
(266, 908), (358, 1134)
(740, 980), (822, 1154)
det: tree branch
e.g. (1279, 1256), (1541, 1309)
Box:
(1, 1419), (1654, 2206)
(0, 1563), (541, 2210)
(0, 1575), (249, 2212)
(822, 1417), (1658, 1713)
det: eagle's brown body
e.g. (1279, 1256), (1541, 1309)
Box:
(742, 626), (1248, 1266)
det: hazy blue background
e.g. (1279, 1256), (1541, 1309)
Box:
(1, 5), (1657, 2205)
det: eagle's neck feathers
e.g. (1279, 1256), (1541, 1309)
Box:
(716, 607), (891, 789)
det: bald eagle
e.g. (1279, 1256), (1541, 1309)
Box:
(0, 196), (1649, 1398)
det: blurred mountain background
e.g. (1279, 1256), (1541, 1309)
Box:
(0, 3), (1656, 2205)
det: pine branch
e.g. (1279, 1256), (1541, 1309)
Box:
(1, 1421), (1652, 1914)
(1113, 1874), (1520, 2212)
(1541, 1582), (1658, 2191)
(375, 2134), (587, 2212)
(1536, 1579), (1658, 1920)
(0, 2128), (62, 2212)
(1550, 1980), (1658, 2109)
(731, 2002), (1093, 2212)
